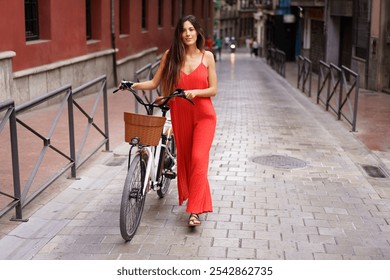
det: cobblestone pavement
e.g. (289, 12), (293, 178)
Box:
(0, 51), (389, 260)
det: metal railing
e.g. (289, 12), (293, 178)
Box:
(297, 55), (312, 97)
(150, 59), (162, 96)
(133, 60), (161, 112)
(133, 63), (152, 113)
(326, 63), (342, 116)
(1, 61), (164, 221)
(317, 60), (331, 106)
(7, 85), (74, 221)
(72, 75), (110, 169)
(313, 60), (360, 132)
(339, 66), (360, 132)
(267, 48), (286, 77)
(0, 100), (22, 220)
(0, 76), (109, 221)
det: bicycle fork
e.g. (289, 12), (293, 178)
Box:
(143, 143), (176, 195)
(126, 144), (153, 199)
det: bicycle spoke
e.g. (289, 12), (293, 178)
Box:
(120, 154), (146, 241)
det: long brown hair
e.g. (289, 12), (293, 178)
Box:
(161, 15), (205, 96)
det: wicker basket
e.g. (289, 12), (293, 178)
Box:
(124, 112), (166, 146)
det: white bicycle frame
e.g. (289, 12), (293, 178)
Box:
(135, 111), (175, 196)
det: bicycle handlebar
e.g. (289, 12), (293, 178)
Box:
(113, 80), (194, 115)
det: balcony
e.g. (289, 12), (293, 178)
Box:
(253, 0), (273, 9)
(225, 0), (237, 5)
(290, 0), (325, 6)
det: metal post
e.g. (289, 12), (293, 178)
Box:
(338, 70), (343, 120)
(308, 58), (312, 97)
(9, 104), (24, 221)
(297, 56), (302, 88)
(352, 75), (360, 132)
(103, 79), (110, 151)
(326, 65), (331, 110)
(68, 88), (77, 178)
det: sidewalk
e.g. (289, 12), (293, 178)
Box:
(0, 50), (389, 260)
(283, 60), (390, 154)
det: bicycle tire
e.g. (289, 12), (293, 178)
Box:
(157, 135), (176, 198)
(119, 153), (147, 241)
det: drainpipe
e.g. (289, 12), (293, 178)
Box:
(111, 0), (118, 86)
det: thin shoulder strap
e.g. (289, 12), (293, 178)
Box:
(201, 51), (205, 63)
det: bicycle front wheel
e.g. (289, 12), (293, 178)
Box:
(120, 153), (147, 241)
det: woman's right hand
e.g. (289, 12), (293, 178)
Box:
(119, 80), (134, 90)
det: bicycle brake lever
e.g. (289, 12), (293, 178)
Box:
(174, 89), (195, 105)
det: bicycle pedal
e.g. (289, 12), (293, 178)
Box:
(163, 170), (176, 179)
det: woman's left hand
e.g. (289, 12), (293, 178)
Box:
(185, 90), (196, 99)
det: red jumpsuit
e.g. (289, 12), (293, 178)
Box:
(169, 54), (216, 214)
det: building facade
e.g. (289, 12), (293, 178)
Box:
(254, 0), (390, 92)
(0, 0), (214, 104)
(214, 0), (257, 47)
(367, 0), (390, 92)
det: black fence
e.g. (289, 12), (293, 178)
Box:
(0, 76), (109, 221)
(0, 100), (22, 219)
(296, 57), (360, 132)
(266, 48), (286, 77)
(297, 55), (312, 97)
(1, 59), (162, 221)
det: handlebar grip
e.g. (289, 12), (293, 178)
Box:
(121, 80), (134, 88)
(112, 80), (134, 94)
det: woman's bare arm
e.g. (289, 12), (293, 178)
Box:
(131, 51), (168, 91)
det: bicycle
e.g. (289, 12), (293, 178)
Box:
(113, 81), (193, 241)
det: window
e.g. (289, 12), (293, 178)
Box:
(120, 0), (130, 34)
(353, 0), (369, 59)
(25, 0), (39, 41)
(142, 0), (148, 30)
(86, 0), (102, 41)
(158, 0), (163, 27)
(86, 0), (92, 40)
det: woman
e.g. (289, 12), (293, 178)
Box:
(125, 15), (217, 226)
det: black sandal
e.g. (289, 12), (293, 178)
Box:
(188, 213), (201, 227)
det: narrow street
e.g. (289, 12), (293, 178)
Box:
(0, 50), (389, 262)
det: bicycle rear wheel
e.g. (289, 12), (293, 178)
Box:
(157, 135), (176, 198)
(120, 153), (147, 241)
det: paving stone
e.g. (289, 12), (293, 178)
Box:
(256, 249), (285, 260)
(201, 228), (228, 238)
(285, 250), (314, 260)
(213, 237), (240, 248)
(198, 246), (227, 258)
(228, 229), (254, 239)
(215, 221), (242, 230)
(227, 247), (256, 259)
